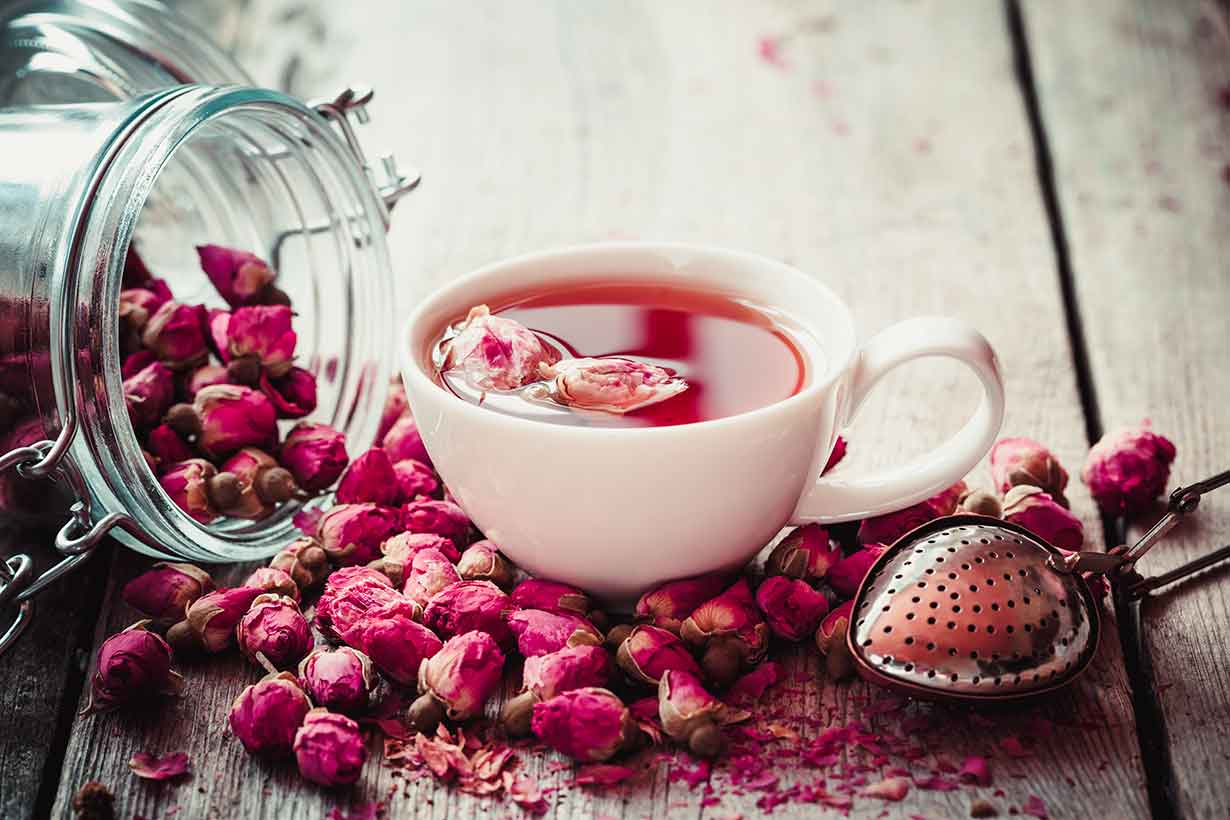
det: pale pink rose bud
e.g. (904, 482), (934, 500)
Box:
(196, 244), (276, 307)
(168, 586), (262, 654)
(216, 448), (298, 520)
(857, 480), (967, 545)
(402, 547), (461, 607)
(401, 498), (472, 543)
(422, 580), (512, 645)
(373, 532), (459, 586)
(616, 624), (702, 686)
(260, 367), (317, 418)
(408, 630), (506, 733)
(381, 413), (432, 465)
(392, 458), (439, 502)
(814, 600), (855, 680)
(991, 436), (1070, 505)
(192, 384), (277, 459)
(84, 622), (184, 714)
(531, 687), (634, 762)
(314, 566), (415, 643)
(158, 458), (218, 523)
(754, 576), (830, 641)
(226, 305), (297, 379)
(183, 364), (230, 399)
(541, 357), (686, 414)
(1002, 485), (1085, 549)
(141, 301), (208, 371)
(634, 573), (730, 635)
(509, 578), (590, 616)
(335, 448), (400, 506)
(823, 435), (847, 474)
(123, 360), (175, 429)
(679, 578), (770, 686)
(502, 644), (614, 736)
(456, 540), (515, 588)
(243, 567), (300, 602)
(442, 304), (561, 391)
(508, 609), (603, 657)
(236, 594), (313, 669)
(119, 287), (166, 326)
(298, 646), (377, 716)
(229, 672), (311, 756)
(269, 538), (330, 591)
(827, 546), (885, 599)
(765, 524), (840, 582)
(317, 503), (401, 566)
(280, 422), (349, 492)
(377, 382), (410, 441)
(658, 669), (747, 759)
(294, 708), (367, 786)
(120, 349), (157, 380)
(346, 606), (442, 685)
(145, 426), (193, 472)
(122, 562), (214, 624)
(1081, 421), (1177, 516)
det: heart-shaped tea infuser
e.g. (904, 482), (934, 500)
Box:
(848, 469), (1230, 703)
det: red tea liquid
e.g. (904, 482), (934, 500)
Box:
(440, 281), (812, 427)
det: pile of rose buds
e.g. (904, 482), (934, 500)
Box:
(87, 411), (1176, 796)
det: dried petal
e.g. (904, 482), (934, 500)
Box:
(122, 562), (214, 624)
(401, 498), (472, 543)
(403, 547), (462, 606)
(227, 305), (297, 378)
(260, 366), (317, 418)
(509, 578), (590, 616)
(1081, 421), (1177, 516)
(159, 459), (217, 523)
(959, 755), (992, 786)
(861, 776), (909, 801)
(531, 687), (634, 762)
(726, 660), (781, 706)
(269, 538), (330, 591)
(86, 622), (183, 713)
(280, 422), (349, 492)
(317, 503), (401, 566)
(814, 600), (855, 680)
(857, 480), (967, 545)
(382, 413), (432, 465)
(543, 357), (686, 414)
(196, 244), (276, 307)
(1023, 794), (1049, 819)
(991, 437), (1069, 503)
(123, 361), (175, 429)
(172, 586), (262, 654)
(455, 540), (515, 588)
(575, 764), (639, 786)
(419, 630), (505, 721)
(616, 624), (701, 685)
(237, 594), (312, 669)
(827, 546), (885, 599)
(508, 609), (603, 657)
(141, 301), (208, 370)
(336, 448), (400, 506)
(294, 708), (367, 786)
(442, 304), (561, 391)
(423, 580), (512, 645)
(298, 646), (377, 716)
(193, 384), (277, 459)
(128, 751), (189, 781)
(634, 573), (729, 634)
(243, 567), (300, 602)
(765, 525), (840, 582)
(1002, 486), (1084, 549)
(754, 576), (830, 641)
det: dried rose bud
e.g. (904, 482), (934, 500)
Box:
(827, 546), (885, 599)
(959, 488), (1003, 518)
(992, 436), (1069, 505)
(857, 480), (968, 545)
(189, 384), (278, 459)
(814, 600), (855, 680)
(294, 708), (367, 786)
(532, 687), (634, 762)
(225, 305), (296, 379)
(335, 447), (400, 506)
(243, 567), (300, 602)
(658, 670), (747, 758)
(408, 630), (506, 733)
(197, 244), (276, 307)
(442, 304), (561, 391)
(508, 609), (603, 657)
(1082, 421), (1177, 516)
(269, 538), (330, 591)
(382, 412), (432, 465)
(456, 540), (515, 588)
(502, 644), (614, 736)
(298, 646), (377, 716)
(765, 524), (840, 583)
(378, 381), (410, 440)
(314, 566), (416, 643)
(84, 622), (183, 714)
(280, 422), (349, 492)
(159, 459), (218, 523)
(823, 435), (847, 474)
(401, 498), (471, 543)
(121, 349), (158, 380)
(146, 424), (193, 469)
(392, 458), (440, 501)
(1002, 485), (1084, 549)
(423, 580), (512, 644)
(260, 366), (317, 418)
(634, 573), (730, 635)
(167, 586), (262, 654)
(317, 503), (401, 566)
(123, 360), (175, 429)
(346, 605), (442, 685)
(184, 364), (230, 399)
(141, 301), (208, 371)
(122, 562), (214, 624)
(754, 576), (830, 641)
(541, 357), (686, 414)
(616, 624), (701, 686)
(679, 578), (769, 686)
(402, 547), (461, 607)
(509, 578), (590, 616)
(373, 532), (459, 586)
(236, 594), (312, 669)
(214, 448), (298, 520)
(119, 287), (165, 330)
(229, 672), (311, 756)
(204, 308), (231, 362)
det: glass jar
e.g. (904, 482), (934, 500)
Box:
(0, 1), (417, 651)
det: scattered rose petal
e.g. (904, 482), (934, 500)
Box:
(129, 751), (190, 781)
(861, 776), (909, 801)
(1024, 794), (1049, 819)
(575, 764), (639, 787)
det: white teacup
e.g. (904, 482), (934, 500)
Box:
(401, 243), (1004, 602)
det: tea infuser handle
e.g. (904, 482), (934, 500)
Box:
(791, 316), (1005, 524)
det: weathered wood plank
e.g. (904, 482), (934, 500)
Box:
(1024, 0), (1230, 816)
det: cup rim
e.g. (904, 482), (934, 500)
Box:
(400, 241), (856, 436)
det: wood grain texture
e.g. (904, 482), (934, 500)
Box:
(50, 1), (1150, 818)
(1024, 0), (1230, 816)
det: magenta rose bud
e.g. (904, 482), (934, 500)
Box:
(765, 524), (840, 583)
(226, 305), (297, 379)
(755, 576), (831, 641)
(1002, 486), (1085, 549)
(168, 586), (262, 654)
(196, 244), (276, 307)
(316, 503), (400, 566)
(510, 578), (590, 616)
(146, 424), (193, 469)
(122, 562), (215, 624)
(540, 357), (687, 414)
(508, 609), (604, 657)
(616, 624), (702, 686)
(991, 436), (1070, 504)
(299, 646), (376, 716)
(217, 448), (299, 520)
(120, 349), (157, 380)
(1082, 421), (1177, 516)
(531, 687), (634, 762)
(280, 422), (348, 492)
(260, 366), (317, 418)
(159, 458), (218, 524)
(123, 361), (175, 429)
(335, 448), (400, 506)
(815, 600), (855, 680)
(392, 458), (440, 501)
(184, 364), (230, 399)
(205, 308), (231, 362)
(679, 578), (770, 685)
(229, 672), (311, 756)
(119, 287), (165, 329)
(269, 538), (330, 591)
(294, 708), (367, 786)
(423, 580), (512, 644)
(857, 480), (967, 545)
(375, 532), (460, 586)
(827, 546), (885, 599)
(501, 644), (614, 736)
(456, 540), (515, 588)
(141, 301), (209, 371)
(346, 606), (442, 685)
(192, 384), (277, 459)
(634, 573), (730, 635)
(243, 567), (300, 602)
(442, 304), (561, 391)
(313, 566), (414, 643)
(85, 622), (184, 713)
(377, 381), (410, 441)
(402, 547), (461, 607)
(658, 669), (747, 758)
(408, 630), (506, 733)
(401, 498), (472, 543)
(382, 413), (432, 465)
(237, 594), (313, 669)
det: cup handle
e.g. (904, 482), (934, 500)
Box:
(791, 316), (1005, 524)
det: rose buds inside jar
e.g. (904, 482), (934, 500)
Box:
(531, 687), (636, 763)
(236, 594), (312, 669)
(84, 622), (184, 714)
(225, 305), (297, 381)
(159, 459), (219, 524)
(294, 709), (367, 786)
(215, 448), (298, 520)
(616, 624), (702, 686)
(228, 672), (312, 756)
(658, 669), (748, 758)
(501, 644), (614, 737)
(335, 447), (400, 506)
(122, 562), (214, 625)
(298, 646), (377, 716)
(279, 422), (349, 492)
(142, 301), (209, 371)
(196, 244), (278, 307)
(407, 630), (506, 734)
(191, 384), (278, 459)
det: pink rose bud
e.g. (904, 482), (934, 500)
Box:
(226, 305), (297, 379)
(260, 366), (317, 418)
(317, 503), (401, 566)
(755, 576), (831, 641)
(196, 244), (276, 307)
(346, 605), (442, 685)
(123, 361), (175, 429)
(298, 646), (377, 716)
(423, 580), (512, 645)
(229, 672), (311, 756)
(280, 422), (349, 492)
(679, 578), (770, 686)
(119, 287), (165, 329)
(382, 412), (432, 465)
(408, 630), (506, 733)
(456, 540), (515, 588)
(857, 480), (967, 545)
(184, 364), (230, 399)
(374, 532), (460, 586)
(294, 708), (367, 786)
(392, 458), (440, 502)
(237, 593), (313, 669)
(191, 384), (278, 459)
(1002, 485), (1085, 549)
(442, 304), (561, 391)
(823, 435), (847, 474)
(765, 524), (840, 582)
(122, 562), (215, 624)
(634, 573), (730, 634)
(991, 436), (1070, 505)
(168, 586), (262, 654)
(269, 538), (330, 591)
(141, 301), (209, 371)
(84, 622), (184, 714)
(204, 308), (231, 362)
(335, 448), (400, 506)
(616, 624), (702, 686)
(1081, 421), (1177, 516)
(402, 547), (462, 607)
(377, 382), (410, 440)
(827, 546), (885, 599)
(510, 578), (591, 616)
(159, 459), (218, 523)
(120, 349), (158, 380)
(531, 687), (634, 762)
(216, 448), (299, 520)
(540, 357), (687, 414)
(314, 566), (415, 643)
(146, 425), (193, 469)
(960, 755), (992, 786)
(658, 669), (747, 758)
(502, 644), (613, 736)
(243, 567), (300, 602)
(815, 600), (855, 680)
(508, 609), (603, 657)
(401, 498), (472, 543)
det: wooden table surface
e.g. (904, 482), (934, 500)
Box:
(2, 1), (1228, 818)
